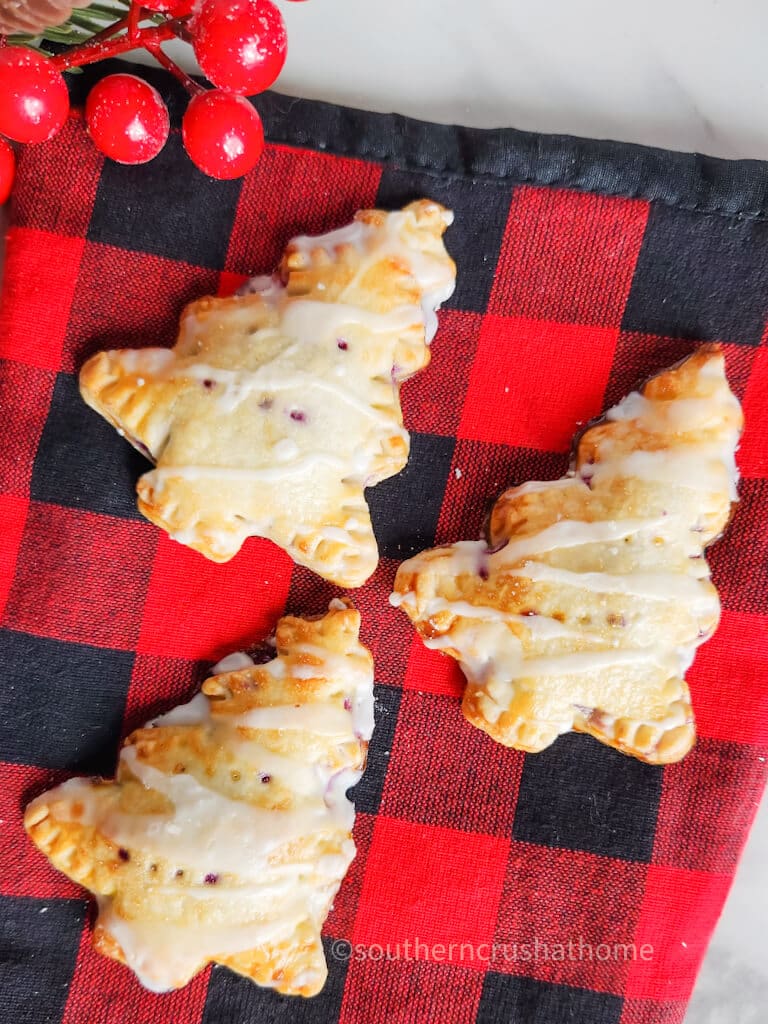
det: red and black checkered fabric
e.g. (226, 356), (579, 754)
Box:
(1, 60), (767, 1024)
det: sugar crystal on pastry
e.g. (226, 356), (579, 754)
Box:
(24, 601), (374, 996)
(391, 347), (742, 765)
(79, 201), (456, 587)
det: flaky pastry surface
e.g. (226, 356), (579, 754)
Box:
(25, 602), (374, 996)
(79, 201), (455, 586)
(392, 347), (742, 764)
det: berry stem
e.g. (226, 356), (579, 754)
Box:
(52, 21), (176, 70)
(127, 2), (141, 44)
(86, 15), (130, 47)
(145, 40), (204, 97)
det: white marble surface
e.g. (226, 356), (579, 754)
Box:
(166, 0), (768, 160)
(5, 1), (768, 1018)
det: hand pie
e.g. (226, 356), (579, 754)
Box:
(24, 601), (374, 996)
(391, 347), (742, 764)
(79, 201), (456, 587)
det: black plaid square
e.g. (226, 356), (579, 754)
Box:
(31, 373), (150, 520)
(622, 203), (768, 345)
(202, 938), (348, 1024)
(709, 476), (768, 616)
(477, 972), (623, 1024)
(512, 733), (664, 862)
(0, 896), (86, 1024)
(88, 132), (242, 269)
(350, 684), (402, 817)
(368, 431), (456, 559)
(0, 630), (133, 774)
(376, 168), (512, 313)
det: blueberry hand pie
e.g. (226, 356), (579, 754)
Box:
(79, 200), (456, 586)
(25, 601), (374, 995)
(391, 347), (742, 764)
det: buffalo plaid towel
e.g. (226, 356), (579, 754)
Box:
(1, 58), (767, 1024)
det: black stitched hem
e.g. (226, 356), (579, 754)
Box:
(65, 57), (768, 221)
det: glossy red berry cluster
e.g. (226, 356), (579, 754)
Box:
(0, 0), (306, 198)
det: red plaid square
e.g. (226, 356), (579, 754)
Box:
(354, 561), (413, 690)
(0, 762), (78, 899)
(353, 816), (509, 963)
(402, 635), (464, 699)
(690, 610), (768, 745)
(63, 243), (218, 373)
(492, 842), (646, 992)
(709, 477), (768, 616)
(11, 113), (102, 238)
(738, 346), (768, 478)
(4, 504), (156, 650)
(61, 928), (208, 1024)
(0, 361), (55, 497)
(605, 334), (756, 411)
(620, 997), (687, 1024)
(0, 494), (28, 622)
(402, 310), (484, 437)
(325, 814), (375, 943)
(138, 534), (293, 661)
(489, 187), (648, 327)
(217, 271), (249, 297)
(437, 439), (570, 545)
(121, 653), (206, 738)
(653, 738), (767, 874)
(458, 316), (618, 451)
(0, 229), (85, 371)
(380, 690), (523, 836)
(225, 144), (382, 275)
(340, 957), (483, 1024)
(625, 865), (732, 1000)
(604, 333), (697, 408)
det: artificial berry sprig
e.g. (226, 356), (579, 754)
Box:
(0, 0), (305, 198)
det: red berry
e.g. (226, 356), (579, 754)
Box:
(0, 47), (69, 144)
(86, 75), (170, 165)
(141, 0), (197, 14)
(182, 90), (264, 179)
(192, 0), (287, 96)
(0, 139), (15, 205)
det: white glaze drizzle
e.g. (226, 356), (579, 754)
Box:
(29, 606), (374, 993)
(392, 351), (742, 739)
(148, 453), (348, 486)
(117, 204), (455, 577)
(210, 651), (256, 674)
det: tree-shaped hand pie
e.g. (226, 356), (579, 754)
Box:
(25, 602), (374, 996)
(392, 347), (742, 764)
(79, 200), (456, 587)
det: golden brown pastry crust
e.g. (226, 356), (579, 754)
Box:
(79, 201), (456, 587)
(392, 346), (743, 764)
(24, 602), (374, 996)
